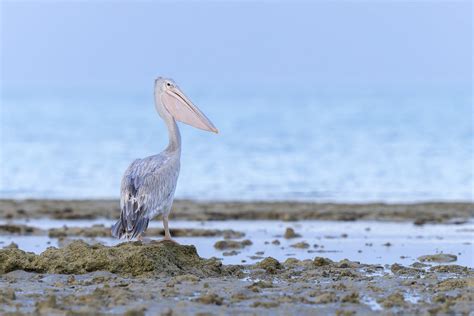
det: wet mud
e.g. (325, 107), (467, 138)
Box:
(0, 241), (473, 315)
(0, 199), (472, 314)
(0, 223), (244, 239)
(1, 199), (472, 223)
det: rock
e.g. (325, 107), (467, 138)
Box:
(378, 292), (406, 308)
(284, 258), (301, 267)
(435, 278), (472, 291)
(0, 288), (16, 303)
(35, 295), (58, 313)
(124, 308), (146, 316)
(410, 262), (430, 269)
(341, 292), (360, 304)
(314, 292), (337, 304)
(390, 263), (422, 276)
(418, 254), (457, 263)
(4, 242), (18, 249)
(247, 280), (273, 292)
(194, 293), (223, 305)
(414, 218), (429, 225)
(230, 291), (250, 302)
(249, 255), (264, 260)
(214, 239), (252, 250)
(0, 240), (235, 277)
(313, 257), (333, 267)
(429, 265), (469, 274)
(256, 257), (282, 274)
(0, 224), (40, 235)
(336, 259), (360, 269)
(290, 242), (310, 249)
(167, 274), (200, 286)
(222, 250), (240, 256)
(252, 301), (280, 308)
(283, 227), (301, 239)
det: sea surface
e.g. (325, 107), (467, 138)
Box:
(1, 87), (472, 202)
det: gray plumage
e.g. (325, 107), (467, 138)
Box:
(111, 150), (180, 239)
(111, 77), (217, 240)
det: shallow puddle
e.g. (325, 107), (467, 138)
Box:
(1, 219), (473, 268)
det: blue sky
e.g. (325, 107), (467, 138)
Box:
(1, 1), (472, 93)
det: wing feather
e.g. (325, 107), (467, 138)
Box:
(111, 153), (178, 239)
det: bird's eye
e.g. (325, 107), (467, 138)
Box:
(166, 82), (171, 87)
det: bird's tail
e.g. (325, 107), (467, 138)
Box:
(111, 216), (149, 240)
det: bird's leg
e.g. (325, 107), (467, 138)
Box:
(137, 235), (143, 242)
(163, 215), (172, 241)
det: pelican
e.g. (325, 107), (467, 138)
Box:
(111, 77), (218, 240)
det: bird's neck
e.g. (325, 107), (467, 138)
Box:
(154, 90), (181, 154)
(164, 114), (181, 153)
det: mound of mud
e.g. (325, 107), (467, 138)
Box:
(0, 240), (238, 277)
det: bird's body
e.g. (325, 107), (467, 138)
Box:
(114, 150), (180, 239)
(112, 78), (217, 240)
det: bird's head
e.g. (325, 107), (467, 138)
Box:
(154, 77), (218, 134)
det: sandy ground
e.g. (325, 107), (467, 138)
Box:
(0, 199), (472, 224)
(0, 199), (473, 315)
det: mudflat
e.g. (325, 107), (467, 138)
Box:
(0, 199), (472, 223)
(0, 240), (473, 315)
(0, 199), (473, 315)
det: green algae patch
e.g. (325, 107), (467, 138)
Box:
(0, 240), (235, 277)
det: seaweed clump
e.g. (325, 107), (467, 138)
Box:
(0, 240), (235, 277)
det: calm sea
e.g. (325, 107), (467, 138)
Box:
(1, 87), (472, 202)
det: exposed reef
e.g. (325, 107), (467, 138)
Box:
(0, 240), (239, 277)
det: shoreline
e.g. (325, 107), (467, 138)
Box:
(0, 199), (472, 223)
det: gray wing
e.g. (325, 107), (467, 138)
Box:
(111, 153), (179, 239)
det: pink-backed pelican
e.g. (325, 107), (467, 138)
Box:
(112, 77), (218, 240)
